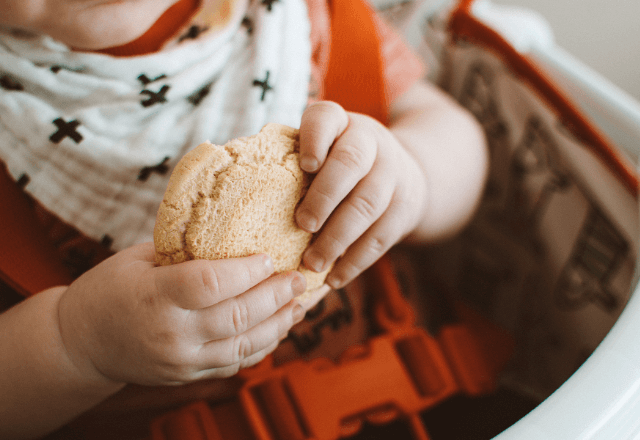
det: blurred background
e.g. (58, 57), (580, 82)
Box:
(494, 0), (640, 101)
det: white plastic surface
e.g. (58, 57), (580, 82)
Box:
(531, 46), (640, 163)
(495, 283), (640, 439)
(473, 0), (640, 162)
(470, 2), (640, 438)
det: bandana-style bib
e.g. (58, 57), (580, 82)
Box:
(0, 0), (311, 251)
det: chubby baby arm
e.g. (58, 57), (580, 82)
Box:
(0, 242), (305, 439)
(389, 80), (488, 242)
(296, 80), (488, 289)
(0, 285), (122, 439)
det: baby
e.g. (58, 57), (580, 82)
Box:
(0, 0), (487, 437)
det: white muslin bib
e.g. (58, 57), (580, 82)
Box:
(0, 0), (311, 251)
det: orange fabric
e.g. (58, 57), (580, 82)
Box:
(323, 0), (388, 124)
(0, 165), (73, 297)
(306, 0), (425, 107)
(95, 0), (200, 57)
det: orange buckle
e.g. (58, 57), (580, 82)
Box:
(239, 327), (457, 440)
(368, 255), (513, 396)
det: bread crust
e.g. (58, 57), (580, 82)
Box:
(154, 123), (330, 294)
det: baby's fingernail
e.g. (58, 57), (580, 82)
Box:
(304, 249), (325, 272)
(296, 209), (317, 232)
(291, 273), (307, 296)
(300, 156), (318, 172)
(263, 255), (274, 272)
(292, 304), (306, 324)
(326, 273), (343, 289)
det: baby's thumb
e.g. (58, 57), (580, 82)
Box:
(152, 254), (275, 310)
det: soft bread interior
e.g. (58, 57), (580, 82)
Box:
(154, 124), (330, 292)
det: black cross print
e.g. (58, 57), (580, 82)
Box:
(65, 247), (97, 278)
(137, 73), (167, 86)
(261, 0), (279, 11)
(100, 234), (114, 250)
(252, 71), (273, 102)
(178, 25), (209, 42)
(187, 82), (212, 106)
(241, 16), (254, 34)
(50, 118), (83, 144)
(49, 65), (84, 74)
(138, 156), (170, 182)
(16, 173), (30, 189)
(140, 85), (170, 107)
(64, 234), (115, 277)
(0, 75), (24, 91)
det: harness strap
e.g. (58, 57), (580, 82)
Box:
(323, 0), (388, 125)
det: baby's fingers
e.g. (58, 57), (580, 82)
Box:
(296, 115), (378, 234)
(153, 254), (275, 310)
(302, 166), (393, 274)
(191, 271), (306, 341)
(195, 339), (282, 380)
(162, 339), (284, 383)
(195, 301), (305, 371)
(299, 101), (349, 173)
(327, 203), (410, 289)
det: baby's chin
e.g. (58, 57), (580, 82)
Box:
(34, 0), (175, 50)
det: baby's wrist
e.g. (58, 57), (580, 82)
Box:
(402, 148), (429, 235)
(54, 286), (127, 392)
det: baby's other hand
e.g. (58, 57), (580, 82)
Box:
(296, 101), (426, 289)
(58, 243), (306, 386)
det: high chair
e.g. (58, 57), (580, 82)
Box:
(2, 0), (638, 438)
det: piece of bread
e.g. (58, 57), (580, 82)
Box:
(154, 123), (330, 304)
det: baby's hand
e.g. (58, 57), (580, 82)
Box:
(296, 101), (426, 289)
(57, 243), (306, 386)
